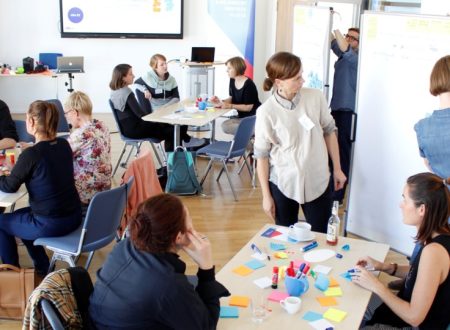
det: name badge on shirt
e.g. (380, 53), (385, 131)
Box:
(299, 114), (315, 131)
(155, 88), (163, 94)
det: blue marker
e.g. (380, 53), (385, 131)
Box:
(250, 243), (262, 255)
(302, 241), (318, 252)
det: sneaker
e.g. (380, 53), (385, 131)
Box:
(388, 278), (404, 290)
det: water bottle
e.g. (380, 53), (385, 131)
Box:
(326, 201), (340, 246)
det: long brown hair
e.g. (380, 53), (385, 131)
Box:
(407, 172), (450, 244)
(27, 101), (58, 139)
(129, 194), (187, 253)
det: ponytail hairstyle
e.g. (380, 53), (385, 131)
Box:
(27, 101), (58, 139)
(406, 172), (450, 244)
(263, 52), (302, 92)
(129, 193), (187, 253)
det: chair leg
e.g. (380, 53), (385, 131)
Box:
(113, 143), (127, 176)
(216, 166), (224, 182)
(252, 156), (257, 188)
(84, 251), (95, 270)
(47, 256), (57, 273)
(221, 159), (238, 201)
(200, 159), (214, 186)
(150, 143), (163, 167)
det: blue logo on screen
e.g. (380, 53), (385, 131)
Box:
(68, 7), (83, 23)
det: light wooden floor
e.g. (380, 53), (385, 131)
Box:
(1, 114), (408, 328)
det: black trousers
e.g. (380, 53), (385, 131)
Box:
(331, 110), (354, 202)
(269, 180), (332, 233)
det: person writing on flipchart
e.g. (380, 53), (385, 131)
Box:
(329, 27), (359, 205)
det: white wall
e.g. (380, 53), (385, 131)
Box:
(0, 0), (277, 113)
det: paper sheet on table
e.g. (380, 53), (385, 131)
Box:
(324, 287), (343, 297)
(323, 307), (347, 322)
(313, 264), (332, 275)
(271, 226), (290, 242)
(229, 295), (250, 307)
(232, 265), (253, 276)
(253, 276), (272, 289)
(220, 306), (239, 318)
(309, 318), (334, 330)
(162, 114), (192, 120)
(304, 249), (335, 263)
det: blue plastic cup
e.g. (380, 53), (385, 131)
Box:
(198, 101), (207, 111)
(284, 276), (309, 297)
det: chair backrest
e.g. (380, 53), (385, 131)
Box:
(108, 99), (129, 140)
(45, 99), (71, 132)
(81, 177), (134, 250)
(13, 120), (35, 143)
(229, 116), (256, 158)
(135, 88), (153, 115)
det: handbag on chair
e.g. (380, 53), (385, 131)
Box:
(0, 264), (37, 320)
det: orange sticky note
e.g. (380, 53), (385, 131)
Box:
(316, 296), (338, 306)
(232, 265), (253, 276)
(329, 277), (339, 287)
(229, 295), (250, 307)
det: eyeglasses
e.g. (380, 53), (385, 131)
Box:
(345, 34), (359, 42)
(63, 109), (76, 115)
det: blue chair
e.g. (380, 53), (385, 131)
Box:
(196, 116), (256, 201)
(45, 99), (71, 135)
(34, 177), (134, 272)
(109, 100), (165, 176)
(13, 120), (35, 143)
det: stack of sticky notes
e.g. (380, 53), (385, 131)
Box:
(232, 265), (253, 276)
(229, 295), (250, 307)
(219, 306), (239, 318)
(323, 307), (347, 322)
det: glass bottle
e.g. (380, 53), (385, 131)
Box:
(326, 201), (340, 246)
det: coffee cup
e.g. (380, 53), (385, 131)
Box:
(288, 222), (311, 240)
(285, 275), (309, 297)
(280, 296), (302, 314)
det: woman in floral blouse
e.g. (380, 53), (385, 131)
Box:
(64, 91), (112, 212)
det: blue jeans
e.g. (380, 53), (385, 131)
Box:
(0, 207), (81, 274)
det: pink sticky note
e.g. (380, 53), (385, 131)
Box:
(293, 259), (305, 269)
(267, 290), (289, 302)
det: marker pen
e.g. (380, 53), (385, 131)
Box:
(302, 241), (318, 252)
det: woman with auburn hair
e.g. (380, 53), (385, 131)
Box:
(210, 56), (261, 135)
(0, 101), (81, 275)
(64, 91), (112, 212)
(254, 51), (346, 232)
(89, 194), (230, 329)
(353, 172), (450, 328)
(110, 63), (176, 151)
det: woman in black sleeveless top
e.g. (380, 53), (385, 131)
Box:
(352, 172), (450, 329)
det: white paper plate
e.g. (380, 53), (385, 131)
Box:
(303, 249), (335, 263)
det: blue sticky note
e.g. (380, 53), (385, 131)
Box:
(261, 227), (276, 237)
(220, 306), (239, 318)
(303, 311), (323, 322)
(270, 242), (286, 251)
(340, 272), (352, 282)
(245, 259), (265, 270)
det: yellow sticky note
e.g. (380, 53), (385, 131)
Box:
(323, 308), (347, 322)
(229, 295), (250, 307)
(207, 108), (216, 112)
(324, 287), (343, 297)
(274, 252), (288, 259)
(232, 265), (253, 276)
(316, 296), (338, 307)
(329, 277), (339, 287)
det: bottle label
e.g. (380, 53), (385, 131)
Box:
(326, 224), (337, 242)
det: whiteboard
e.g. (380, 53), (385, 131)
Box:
(347, 11), (450, 255)
(292, 5), (331, 95)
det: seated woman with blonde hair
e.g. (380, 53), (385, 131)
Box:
(64, 91), (112, 212)
(0, 101), (81, 275)
(89, 193), (230, 329)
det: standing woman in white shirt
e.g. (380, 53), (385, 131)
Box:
(254, 52), (346, 232)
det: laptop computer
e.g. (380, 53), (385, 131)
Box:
(190, 47), (215, 63)
(56, 56), (84, 73)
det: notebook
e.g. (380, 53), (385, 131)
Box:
(190, 47), (215, 63)
(56, 56), (84, 73)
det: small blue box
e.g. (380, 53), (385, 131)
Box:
(39, 53), (63, 70)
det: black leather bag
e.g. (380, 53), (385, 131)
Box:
(22, 57), (34, 73)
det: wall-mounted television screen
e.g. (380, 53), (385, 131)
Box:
(59, 0), (183, 39)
